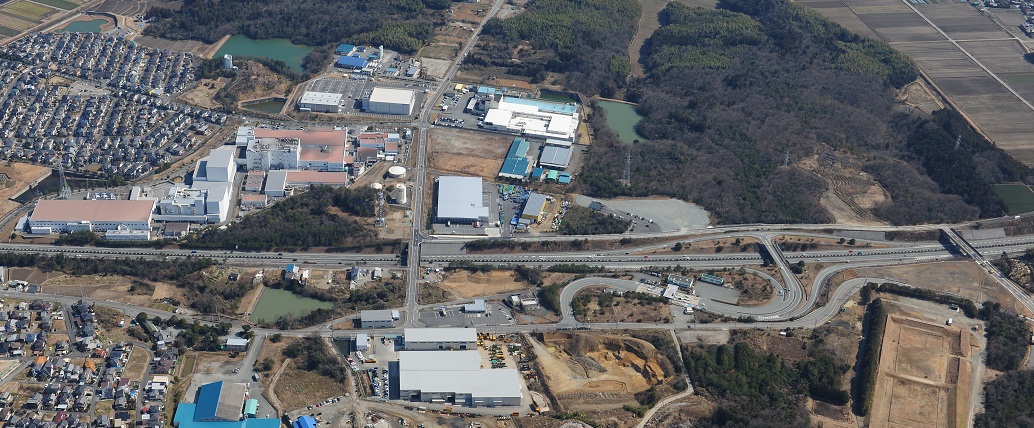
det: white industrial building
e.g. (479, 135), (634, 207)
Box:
(483, 97), (580, 141)
(28, 199), (156, 235)
(435, 176), (489, 224)
(403, 328), (477, 351)
(397, 350), (522, 407)
(264, 170), (289, 197)
(152, 184), (231, 224)
(297, 91), (343, 113)
(192, 146), (236, 183)
(360, 310), (399, 329)
(363, 87), (415, 115)
(246, 137), (300, 171)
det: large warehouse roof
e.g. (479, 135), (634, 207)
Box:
(404, 327), (477, 343)
(253, 128), (348, 147)
(31, 199), (155, 223)
(398, 351), (481, 371)
(336, 56), (368, 68)
(398, 350), (521, 400)
(435, 176), (489, 221)
(299, 91), (343, 106)
(369, 87), (415, 104)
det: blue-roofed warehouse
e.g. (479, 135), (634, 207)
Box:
(335, 56), (368, 69)
(173, 381), (280, 428)
(335, 44), (355, 55)
(498, 138), (531, 180)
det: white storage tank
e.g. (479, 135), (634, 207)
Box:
(370, 182), (383, 190)
(388, 166), (407, 178)
(394, 184), (408, 204)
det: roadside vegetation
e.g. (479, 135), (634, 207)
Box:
(974, 302), (1034, 425)
(0, 252), (215, 282)
(144, 0), (444, 55)
(557, 205), (630, 235)
(185, 186), (398, 251)
(570, 0), (1031, 225)
(283, 336), (349, 382)
(855, 298), (887, 416)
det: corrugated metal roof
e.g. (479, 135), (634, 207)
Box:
(522, 193), (547, 219)
(31, 199), (155, 223)
(404, 328), (477, 343)
(192, 382), (222, 420)
(335, 56), (367, 68)
(436, 176), (489, 221)
(498, 157), (529, 178)
(539, 145), (571, 168)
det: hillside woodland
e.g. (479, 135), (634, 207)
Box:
(572, 0), (1034, 224)
(144, 0), (445, 54)
(470, 0), (640, 97)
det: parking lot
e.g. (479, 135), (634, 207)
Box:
(417, 301), (514, 328)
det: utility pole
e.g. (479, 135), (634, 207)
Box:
(620, 148), (631, 186)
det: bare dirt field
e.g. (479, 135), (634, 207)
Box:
(438, 269), (531, 299)
(42, 272), (190, 309)
(421, 58), (453, 80)
(857, 261), (1031, 316)
(428, 127), (512, 179)
(7, 267), (63, 283)
(92, 0), (153, 16)
(572, 288), (670, 323)
(176, 78), (229, 109)
(450, 2), (489, 24)
(869, 302), (981, 428)
(797, 154), (889, 225)
(529, 332), (671, 426)
(129, 34), (211, 56)
(274, 365), (347, 412)
(0, 162), (50, 215)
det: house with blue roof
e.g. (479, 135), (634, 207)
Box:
(293, 416), (316, 428)
(173, 382), (280, 428)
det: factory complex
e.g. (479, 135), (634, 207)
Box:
(357, 328), (524, 408)
(482, 96), (580, 142)
(23, 123), (408, 240)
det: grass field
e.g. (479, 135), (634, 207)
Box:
(5, 1), (53, 20)
(0, 25), (19, 36)
(32, 0), (77, 10)
(994, 184), (1034, 215)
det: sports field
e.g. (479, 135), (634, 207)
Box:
(994, 184), (1034, 215)
(5, 0), (54, 21)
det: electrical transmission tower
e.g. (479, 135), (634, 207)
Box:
(954, 134), (962, 150)
(783, 149), (790, 167)
(57, 156), (71, 200)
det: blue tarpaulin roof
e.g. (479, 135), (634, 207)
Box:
(335, 56), (367, 69)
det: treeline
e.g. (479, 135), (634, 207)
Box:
(284, 336), (349, 382)
(558, 205), (630, 235)
(472, 0), (639, 96)
(974, 369), (1034, 427)
(0, 252), (215, 283)
(861, 282), (978, 318)
(547, 264), (606, 274)
(684, 342), (850, 426)
(981, 302), (1031, 372)
(855, 298), (887, 416)
(144, 0), (443, 53)
(574, 0), (1031, 224)
(186, 186), (383, 250)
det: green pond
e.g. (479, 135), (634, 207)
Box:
(58, 19), (105, 33)
(598, 100), (645, 144)
(214, 35), (315, 72)
(538, 91), (577, 103)
(244, 99), (286, 115)
(249, 287), (334, 323)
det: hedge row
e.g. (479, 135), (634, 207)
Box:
(857, 298), (888, 416)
